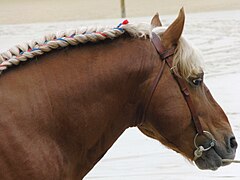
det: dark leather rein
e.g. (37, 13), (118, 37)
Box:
(138, 32), (216, 160)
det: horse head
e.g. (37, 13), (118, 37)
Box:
(138, 8), (237, 170)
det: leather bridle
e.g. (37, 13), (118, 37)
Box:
(138, 32), (216, 160)
(150, 32), (204, 135)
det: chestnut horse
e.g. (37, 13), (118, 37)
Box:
(0, 8), (237, 179)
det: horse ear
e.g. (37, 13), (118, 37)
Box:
(161, 7), (185, 48)
(151, 13), (162, 27)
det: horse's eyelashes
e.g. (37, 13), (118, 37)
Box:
(192, 78), (203, 86)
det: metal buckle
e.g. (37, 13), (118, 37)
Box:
(170, 66), (182, 79)
(193, 131), (216, 161)
(170, 66), (177, 74)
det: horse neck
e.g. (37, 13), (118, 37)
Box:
(71, 37), (159, 175)
(0, 36), (159, 177)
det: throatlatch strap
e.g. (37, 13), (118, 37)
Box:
(139, 60), (166, 125)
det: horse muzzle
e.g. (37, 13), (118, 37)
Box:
(194, 133), (238, 170)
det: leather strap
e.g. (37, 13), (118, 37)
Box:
(136, 33), (169, 126)
(151, 32), (176, 60)
(165, 59), (204, 135)
(138, 60), (166, 125)
(140, 32), (204, 135)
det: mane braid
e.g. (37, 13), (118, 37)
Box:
(0, 20), (151, 74)
(0, 21), (203, 78)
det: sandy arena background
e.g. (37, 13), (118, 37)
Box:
(0, 0), (239, 24)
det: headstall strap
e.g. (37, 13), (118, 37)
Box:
(147, 32), (216, 160)
(150, 32), (204, 135)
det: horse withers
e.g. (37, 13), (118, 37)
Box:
(0, 8), (237, 179)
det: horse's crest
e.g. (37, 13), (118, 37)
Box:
(0, 20), (130, 73)
(0, 19), (203, 80)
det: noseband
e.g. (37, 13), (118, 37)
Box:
(139, 32), (216, 161)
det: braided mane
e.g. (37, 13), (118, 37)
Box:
(0, 20), (203, 80)
(0, 20), (151, 74)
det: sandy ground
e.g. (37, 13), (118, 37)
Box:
(0, 0), (240, 24)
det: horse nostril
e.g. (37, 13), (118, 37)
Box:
(230, 136), (238, 149)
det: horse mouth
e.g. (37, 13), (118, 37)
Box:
(194, 146), (236, 170)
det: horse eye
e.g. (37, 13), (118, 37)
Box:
(192, 78), (202, 86)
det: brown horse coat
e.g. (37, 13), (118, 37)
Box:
(0, 9), (237, 179)
(0, 36), (161, 179)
